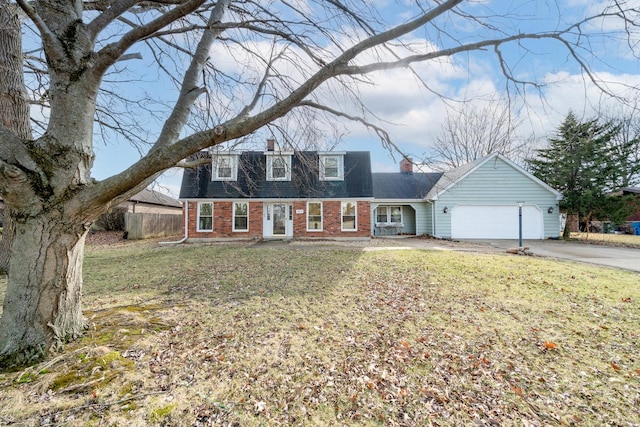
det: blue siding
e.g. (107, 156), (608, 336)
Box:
(415, 202), (432, 236)
(434, 157), (561, 239)
(371, 202), (431, 236)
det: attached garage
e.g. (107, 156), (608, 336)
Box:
(451, 205), (543, 239)
(426, 154), (563, 240)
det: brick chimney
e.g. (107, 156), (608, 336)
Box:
(266, 138), (275, 151)
(400, 156), (413, 174)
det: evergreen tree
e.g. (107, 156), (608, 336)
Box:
(527, 112), (618, 239)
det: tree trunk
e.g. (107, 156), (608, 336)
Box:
(562, 210), (574, 240)
(0, 1), (33, 273)
(0, 1), (30, 138)
(0, 215), (88, 369)
(0, 210), (14, 272)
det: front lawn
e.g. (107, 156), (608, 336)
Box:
(571, 231), (640, 248)
(0, 241), (638, 426)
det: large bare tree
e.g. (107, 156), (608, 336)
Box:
(0, 0), (639, 369)
(603, 107), (640, 188)
(428, 99), (527, 170)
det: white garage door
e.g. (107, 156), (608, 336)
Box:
(451, 205), (543, 239)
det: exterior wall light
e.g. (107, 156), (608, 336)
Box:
(443, 207), (448, 214)
(548, 207), (554, 214)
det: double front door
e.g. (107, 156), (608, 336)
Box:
(264, 203), (293, 238)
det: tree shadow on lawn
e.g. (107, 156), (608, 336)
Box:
(82, 241), (364, 308)
(0, 243), (367, 417)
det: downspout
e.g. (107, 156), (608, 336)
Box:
(160, 200), (188, 245)
(432, 202), (436, 238)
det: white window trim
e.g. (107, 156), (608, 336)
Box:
(197, 201), (214, 232)
(266, 153), (292, 181)
(212, 154), (238, 181)
(233, 201), (249, 232)
(375, 205), (403, 226)
(307, 201), (323, 232)
(319, 154), (344, 181)
(341, 201), (358, 231)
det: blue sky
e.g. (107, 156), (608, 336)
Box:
(85, 0), (640, 198)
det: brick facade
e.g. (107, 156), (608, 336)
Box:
(292, 200), (371, 238)
(186, 200), (371, 240)
(186, 201), (264, 240)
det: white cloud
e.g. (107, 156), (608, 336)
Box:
(165, 3), (640, 176)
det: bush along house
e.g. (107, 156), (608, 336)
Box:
(179, 139), (373, 241)
(179, 140), (563, 241)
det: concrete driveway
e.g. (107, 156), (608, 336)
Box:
(263, 237), (640, 273)
(467, 239), (640, 273)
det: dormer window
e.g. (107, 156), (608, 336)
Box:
(218, 158), (232, 178)
(319, 154), (344, 181)
(212, 154), (238, 181)
(266, 153), (292, 181)
(272, 157), (286, 179)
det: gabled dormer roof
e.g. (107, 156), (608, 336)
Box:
(179, 151), (373, 199)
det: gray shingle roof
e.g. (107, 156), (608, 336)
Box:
(179, 151), (373, 199)
(130, 189), (182, 207)
(372, 172), (442, 199)
(424, 156), (487, 200)
(622, 187), (640, 195)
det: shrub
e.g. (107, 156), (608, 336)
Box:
(95, 208), (126, 231)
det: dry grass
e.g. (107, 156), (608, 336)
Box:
(0, 240), (639, 426)
(571, 232), (640, 247)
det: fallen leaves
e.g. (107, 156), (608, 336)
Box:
(4, 245), (640, 426)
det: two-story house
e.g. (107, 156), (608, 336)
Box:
(179, 140), (373, 240)
(180, 140), (563, 241)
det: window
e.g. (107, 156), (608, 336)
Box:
(212, 154), (238, 181)
(272, 157), (286, 179)
(307, 202), (323, 231)
(319, 155), (344, 180)
(217, 158), (232, 178)
(266, 154), (292, 181)
(341, 201), (357, 231)
(376, 206), (388, 224)
(233, 202), (248, 231)
(390, 206), (402, 223)
(376, 205), (403, 224)
(197, 202), (213, 231)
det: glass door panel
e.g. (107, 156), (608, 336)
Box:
(272, 203), (286, 235)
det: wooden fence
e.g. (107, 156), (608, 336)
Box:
(124, 213), (183, 240)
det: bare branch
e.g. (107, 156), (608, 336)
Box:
(154, 0), (230, 148)
(298, 100), (401, 154)
(338, 32), (550, 75)
(86, 0), (141, 38)
(92, 0), (207, 75)
(14, 0), (63, 64)
(237, 46), (284, 118)
(175, 156), (212, 169)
